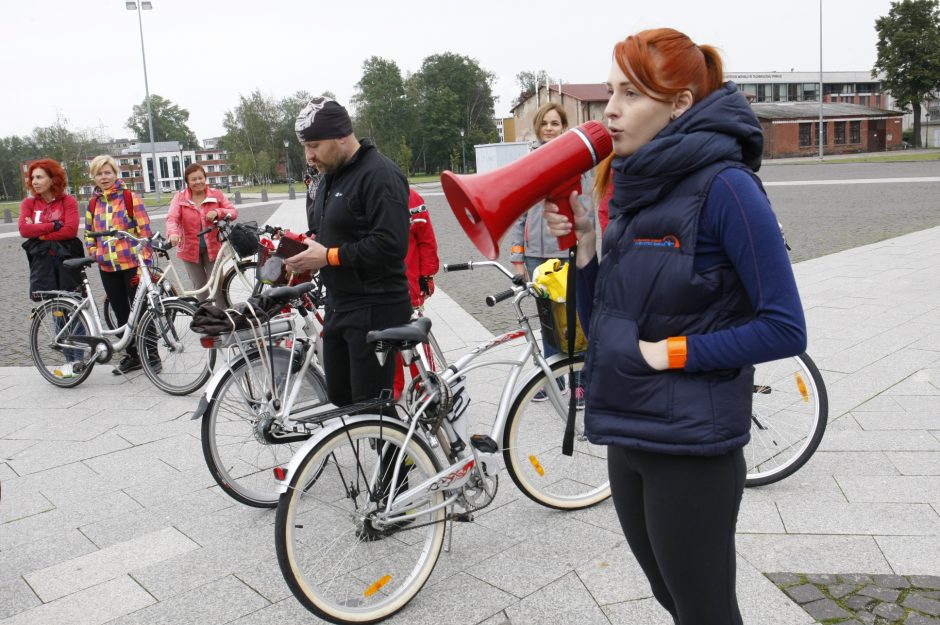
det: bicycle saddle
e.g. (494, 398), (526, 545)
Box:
(366, 316), (432, 345)
(63, 257), (96, 270)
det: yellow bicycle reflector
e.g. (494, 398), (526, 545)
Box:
(528, 455), (545, 477)
(52, 311), (65, 318)
(795, 373), (809, 402)
(364, 575), (392, 597)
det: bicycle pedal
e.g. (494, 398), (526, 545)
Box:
(470, 434), (498, 454)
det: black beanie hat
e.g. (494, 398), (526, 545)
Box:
(295, 97), (353, 142)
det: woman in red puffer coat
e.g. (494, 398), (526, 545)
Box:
(166, 163), (238, 304)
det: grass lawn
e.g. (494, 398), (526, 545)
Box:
(780, 150), (940, 165)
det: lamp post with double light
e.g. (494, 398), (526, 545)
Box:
(284, 139), (295, 199)
(126, 0), (160, 203)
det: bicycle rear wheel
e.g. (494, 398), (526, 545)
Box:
(202, 347), (328, 507)
(503, 355), (610, 510)
(137, 299), (214, 395)
(29, 298), (95, 388)
(276, 419), (445, 624)
(222, 260), (259, 307)
(745, 352), (828, 486)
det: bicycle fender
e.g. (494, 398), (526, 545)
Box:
(275, 414), (398, 494)
(513, 352), (584, 394)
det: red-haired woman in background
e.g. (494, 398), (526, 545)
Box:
(166, 163), (238, 304)
(19, 159), (85, 377)
(545, 28), (806, 624)
(19, 159), (82, 298)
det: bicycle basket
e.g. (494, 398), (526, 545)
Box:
(228, 222), (260, 258)
(257, 245), (290, 286)
(535, 298), (587, 355)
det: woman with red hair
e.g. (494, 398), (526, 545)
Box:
(19, 159), (85, 377)
(545, 28), (806, 624)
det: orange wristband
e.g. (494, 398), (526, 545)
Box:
(667, 336), (687, 369)
(327, 247), (340, 266)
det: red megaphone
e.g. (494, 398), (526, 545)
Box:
(441, 120), (612, 260)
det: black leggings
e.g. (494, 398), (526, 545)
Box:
(608, 445), (746, 625)
(99, 268), (139, 355)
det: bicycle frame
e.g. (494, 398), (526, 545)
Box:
(275, 263), (575, 518)
(155, 236), (254, 301)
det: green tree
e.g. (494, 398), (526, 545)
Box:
(0, 135), (39, 200)
(220, 91), (283, 184)
(873, 0), (940, 147)
(410, 53), (497, 173)
(31, 118), (98, 199)
(352, 57), (414, 172)
(126, 94), (200, 148)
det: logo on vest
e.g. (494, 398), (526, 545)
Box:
(633, 235), (680, 249)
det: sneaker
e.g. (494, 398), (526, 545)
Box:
(112, 354), (142, 375)
(54, 363), (76, 378)
(533, 388), (549, 402)
(574, 385), (586, 411)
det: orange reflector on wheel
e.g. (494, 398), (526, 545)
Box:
(364, 575), (391, 597)
(528, 455), (545, 477)
(795, 373), (809, 402)
(273, 467), (287, 481)
(52, 311), (65, 317)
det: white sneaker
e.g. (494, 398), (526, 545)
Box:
(54, 363), (76, 378)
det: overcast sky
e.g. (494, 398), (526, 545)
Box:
(1, 0), (898, 143)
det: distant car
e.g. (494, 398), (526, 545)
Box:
(900, 140), (912, 149)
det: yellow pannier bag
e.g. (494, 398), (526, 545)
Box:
(532, 258), (587, 355)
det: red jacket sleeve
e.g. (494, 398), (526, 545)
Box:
(413, 213), (439, 277)
(18, 198), (52, 239)
(42, 196), (80, 241)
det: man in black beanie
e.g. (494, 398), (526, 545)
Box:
(285, 96), (411, 407)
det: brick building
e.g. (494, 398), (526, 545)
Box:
(752, 102), (904, 158)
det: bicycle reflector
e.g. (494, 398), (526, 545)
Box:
(273, 467), (287, 481)
(199, 336), (221, 349)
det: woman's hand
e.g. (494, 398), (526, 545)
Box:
(639, 339), (669, 371)
(205, 210), (218, 222)
(169, 234), (180, 246)
(544, 190), (596, 267)
(511, 262), (527, 279)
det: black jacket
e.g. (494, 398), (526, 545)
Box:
(308, 140), (410, 310)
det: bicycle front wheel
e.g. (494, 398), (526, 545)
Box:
(276, 419), (446, 624)
(29, 298), (95, 388)
(503, 355), (610, 510)
(222, 260), (259, 308)
(745, 352), (828, 486)
(137, 300), (214, 395)
(202, 347), (328, 507)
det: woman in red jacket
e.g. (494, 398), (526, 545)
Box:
(19, 159), (82, 298)
(166, 163), (238, 304)
(19, 159), (85, 377)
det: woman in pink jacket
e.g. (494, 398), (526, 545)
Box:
(166, 163), (238, 304)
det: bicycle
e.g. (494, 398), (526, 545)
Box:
(272, 260), (606, 624)
(28, 229), (215, 395)
(271, 260), (828, 623)
(102, 217), (263, 328)
(194, 280), (330, 508)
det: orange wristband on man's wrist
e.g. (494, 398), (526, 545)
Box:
(327, 247), (340, 266)
(667, 336), (687, 369)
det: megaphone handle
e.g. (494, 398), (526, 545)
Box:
(550, 192), (578, 251)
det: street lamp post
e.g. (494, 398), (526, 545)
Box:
(126, 1), (160, 203)
(926, 112), (931, 149)
(284, 139), (295, 199)
(460, 129), (466, 174)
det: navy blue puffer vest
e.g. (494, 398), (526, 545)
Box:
(583, 161), (757, 456)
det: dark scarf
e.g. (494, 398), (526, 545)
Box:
(608, 82), (764, 218)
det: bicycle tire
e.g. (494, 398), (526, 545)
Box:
(29, 298), (96, 388)
(276, 418), (445, 624)
(745, 352), (828, 487)
(137, 299), (214, 395)
(503, 355), (611, 510)
(221, 260), (259, 308)
(202, 347), (328, 507)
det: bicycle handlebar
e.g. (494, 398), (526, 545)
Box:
(444, 260), (530, 307)
(486, 288), (519, 307)
(444, 262), (470, 272)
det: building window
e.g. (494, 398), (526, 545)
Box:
(121, 171), (130, 178)
(799, 123), (813, 147)
(834, 121), (846, 145)
(207, 165), (215, 173)
(850, 121), (861, 144)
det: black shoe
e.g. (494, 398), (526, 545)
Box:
(112, 355), (142, 375)
(148, 360), (162, 374)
